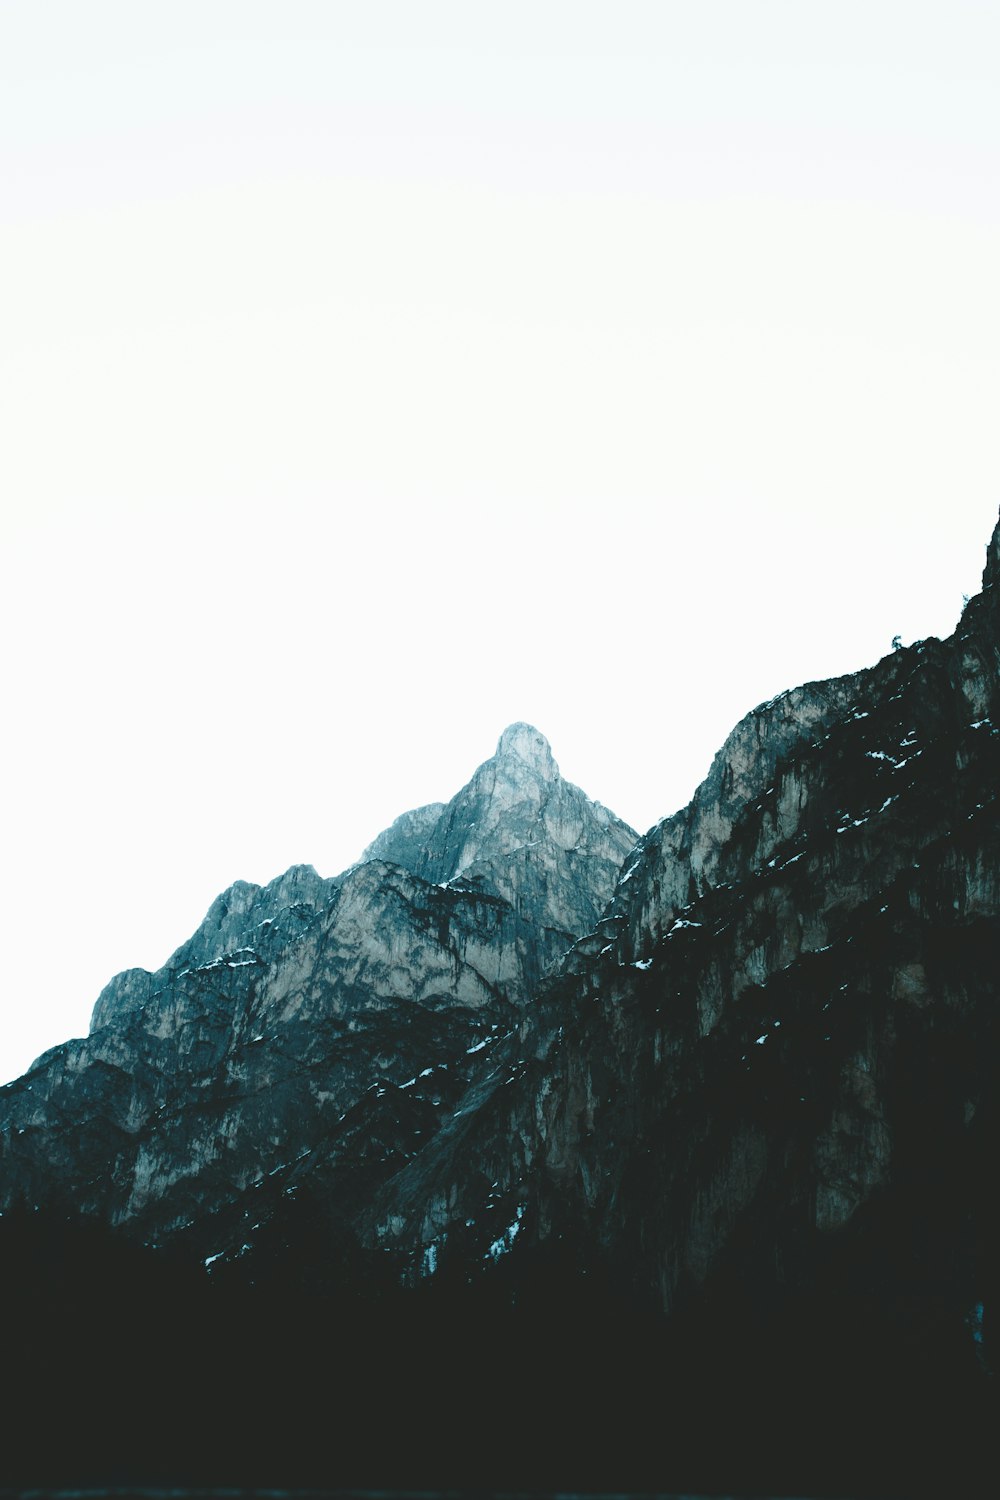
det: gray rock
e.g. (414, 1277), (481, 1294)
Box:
(364, 721), (637, 982)
(90, 862), (338, 1033)
(1, 726), (635, 1254)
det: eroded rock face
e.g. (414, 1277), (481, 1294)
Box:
(90, 863), (339, 1033)
(364, 722), (637, 983)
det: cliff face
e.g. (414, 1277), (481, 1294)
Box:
(359, 523), (1000, 1330)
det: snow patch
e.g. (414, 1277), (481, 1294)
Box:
(666, 919), (703, 937)
(759, 692), (788, 712)
(486, 1203), (526, 1262)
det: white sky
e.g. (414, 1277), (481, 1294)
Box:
(1, 1), (998, 1084)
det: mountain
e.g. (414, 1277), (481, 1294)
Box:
(363, 720), (632, 983)
(0, 724), (635, 1256)
(3, 525), (1000, 1495)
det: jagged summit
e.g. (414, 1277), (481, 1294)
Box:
(89, 861), (338, 1035)
(494, 721), (558, 778)
(363, 726), (636, 970)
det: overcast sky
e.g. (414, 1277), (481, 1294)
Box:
(2, 1), (998, 1084)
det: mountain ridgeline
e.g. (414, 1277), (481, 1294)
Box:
(2, 722), (635, 1249)
(3, 523), (1000, 1496)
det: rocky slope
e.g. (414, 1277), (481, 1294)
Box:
(0, 724), (635, 1255)
(355, 523), (1000, 1359)
(365, 720), (631, 983)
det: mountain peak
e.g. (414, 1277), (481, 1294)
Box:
(494, 722), (558, 779)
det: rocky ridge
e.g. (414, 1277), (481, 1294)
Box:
(0, 725), (635, 1253)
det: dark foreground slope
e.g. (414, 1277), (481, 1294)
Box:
(3, 525), (1000, 1496)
